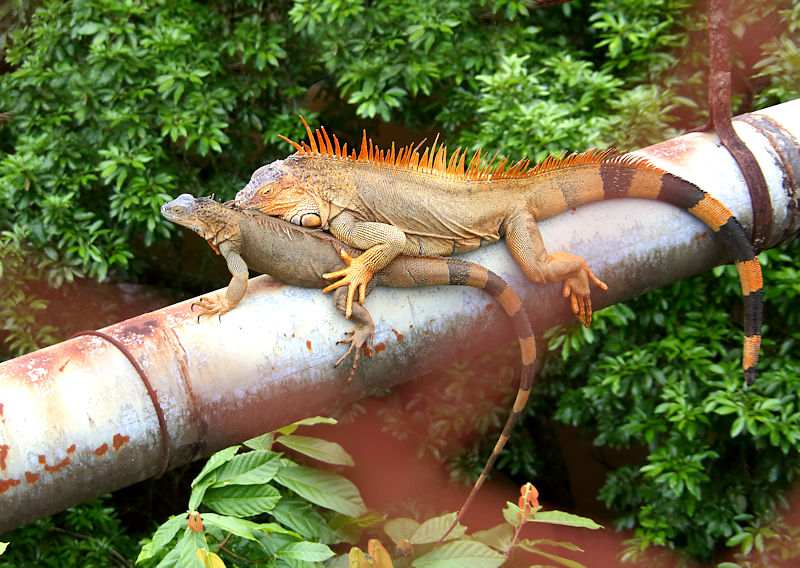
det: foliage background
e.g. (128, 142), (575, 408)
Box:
(1, 0), (799, 564)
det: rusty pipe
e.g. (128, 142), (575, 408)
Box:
(1, 100), (799, 533)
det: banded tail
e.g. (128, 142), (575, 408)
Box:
(430, 259), (536, 542)
(591, 164), (762, 384)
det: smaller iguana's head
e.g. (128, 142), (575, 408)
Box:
(161, 194), (227, 239)
(235, 159), (323, 228)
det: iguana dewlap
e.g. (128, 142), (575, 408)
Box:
(235, 118), (763, 384)
(161, 193), (536, 538)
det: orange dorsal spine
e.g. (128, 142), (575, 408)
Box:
(279, 116), (663, 181)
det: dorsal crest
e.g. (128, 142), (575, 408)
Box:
(279, 116), (660, 181)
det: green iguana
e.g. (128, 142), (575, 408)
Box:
(234, 118), (763, 384)
(160, 194), (535, 531)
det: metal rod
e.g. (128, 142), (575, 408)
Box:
(1, 100), (799, 534)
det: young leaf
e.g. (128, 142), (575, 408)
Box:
(137, 515), (187, 562)
(412, 540), (505, 568)
(192, 446), (240, 487)
(244, 432), (273, 451)
(275, 416), (338, 436)
(274, 434), (355, 466)
(528, 510), (604, 530)
(274, 465), (366, 517)
(177, 527), (208, 568)
(196, 549), (225, 568)
(203, 484), (281, 517)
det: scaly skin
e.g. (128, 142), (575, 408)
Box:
(235, 119), (763, 385)
(161, 194), (536, 532)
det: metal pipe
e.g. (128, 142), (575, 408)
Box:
(1, 100), (799, 533)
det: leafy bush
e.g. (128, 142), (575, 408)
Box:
(138, 418), (602, 568)
(0, 495), (137, 567)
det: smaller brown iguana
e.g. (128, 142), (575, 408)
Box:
(234, 118), (763, 384)
(161, 194), (535, 531)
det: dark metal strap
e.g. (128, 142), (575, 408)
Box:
(71, 330), (170, 478)
(706, 0), (773, 251)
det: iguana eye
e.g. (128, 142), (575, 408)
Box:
(259, 186), (273, 195)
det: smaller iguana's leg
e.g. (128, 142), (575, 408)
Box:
(323, 211), (406, 318)
(330, 285), (376, 383)
(505, 210), (608, 326)
(193, 241), (249, 319)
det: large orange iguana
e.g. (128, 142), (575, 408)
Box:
(234, 119), (763, 385)
(161, 194), (535, 531)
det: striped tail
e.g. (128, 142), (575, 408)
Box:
(597, 162), (763, 385)
(438, 258), (536, 541)
(652, 173), (762, 385)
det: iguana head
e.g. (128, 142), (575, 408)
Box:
(161, 194), (234, 242)
(235, 159), (324, 228)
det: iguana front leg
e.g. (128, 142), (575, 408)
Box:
(193, 241), (249, 319)
(322, 211), (406, 318)
(506, 210), (608, 326)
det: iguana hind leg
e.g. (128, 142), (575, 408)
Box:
(330, 286), (376, 384)
(506, 211), (607, 326)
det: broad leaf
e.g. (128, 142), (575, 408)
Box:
(203, 484), (281, 517)
(244, 432), (273, 451)
(270, 496), (342, 542)
(518, 545), (587, 568)
(411, 513), (466, 544)
(274, 465), (366, 517)
(275, 435), (354, 466)
(529, 510), (604, 530)
(471, 524), (514, 552)
(211, 450), (281, 486)
(412, 540), (505, 568)
(384, 517), (420, 544)
(276, 541), (335, 562)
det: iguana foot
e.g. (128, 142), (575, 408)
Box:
(191, 294), (235, 322)
(322, 249), (375, 319)
(334, 324), (375, 384)
(549, 252), (608, 327)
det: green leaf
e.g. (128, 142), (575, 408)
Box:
(203, 484), (281, 517)
(528, 510), (604, 530)
(412, 540), (505, 568)
(211, 450), (281, 486)
(271, 497), (342, 542)
(275, 416), (337, 436)
(275, 435), (355, 466)
(192, 446), (240, 487)
(137, 515), (186, 562)
(177, 527), (208, 568)
(0, 542), (8, 555)
(244, 432), (274, 451)
(276, 541), (335, 562)
(274, 465), (366, 517)
(200, 512), (298, 542)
